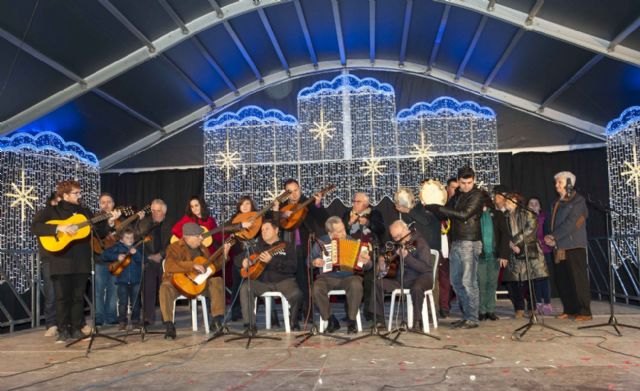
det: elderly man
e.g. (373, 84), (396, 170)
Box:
(309, 217), (372, 333)
(159, 223), (226, 339)
(135, 199), (172, 327)
(372, 220), (434, 331)
(544, 171), (591, 321)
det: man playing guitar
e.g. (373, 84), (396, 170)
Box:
(237, 219), (302, 334)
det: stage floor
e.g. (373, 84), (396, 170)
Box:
(1, 298), (640, 390)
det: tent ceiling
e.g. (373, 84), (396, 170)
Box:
(0, 0), (638, 171)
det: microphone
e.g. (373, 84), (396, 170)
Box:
(565, 178), (574, 198)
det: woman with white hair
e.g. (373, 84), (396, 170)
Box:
(544, 171), (592, 321)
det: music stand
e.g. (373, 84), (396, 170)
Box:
(503, 195), (571, 340)
(220, 239), (280, 349)
(578, 198), (640, 335)
(383, 241), (440, 346)
(67, 228), (127, 353)
(295, 234), (349, 347)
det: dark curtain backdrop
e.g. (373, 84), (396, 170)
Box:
(101, 148), (608, 237)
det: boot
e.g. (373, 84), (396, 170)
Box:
(164, 321), (176, 340)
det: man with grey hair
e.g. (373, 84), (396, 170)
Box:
(544, 171), (592, 321)
(309, 217), (372, 333)
(372, 220), (434, 331)
(135, 199), (173, 327)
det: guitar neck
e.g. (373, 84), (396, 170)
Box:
(115, 210), (145, 234)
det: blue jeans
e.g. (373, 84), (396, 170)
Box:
(95, 262), (117, 324)
(117, 283), (141, 324)
(450, 241), (482, 322)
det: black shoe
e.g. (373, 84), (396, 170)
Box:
(292, 322), (301, 331)
(438, 309), (449, 319)
(486, 312), (499, 321)
(478, 313), (487, 321)
(449, 319), (465, 328)
(211, 316), (223, 334)
(164, 322), (176, 340)
(56, 329), (70, 343)
(412, 320), (423, 332)
(347, 321), (358, 334)
(326, 315), (340, 333)
(460, 320), (479, 329)
(70, 328), (86, 340)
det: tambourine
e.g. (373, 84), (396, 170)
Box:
(419, 179), (447, 206)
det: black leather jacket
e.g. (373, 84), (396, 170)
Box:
(433, 187), (487, 242)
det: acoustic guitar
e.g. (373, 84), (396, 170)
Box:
(171, 236), (237, 298)
(240, 242), (287, 280)
(108, 236), (151, 277)
(232, 190), (290, 240)
(279, 184), (336, 230)
(39, 206), (133, 253)
(93, 205), (149, 254)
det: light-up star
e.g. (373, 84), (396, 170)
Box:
(309, 110), (335, 151)
(359, 147), (386, 187)
(621, 145), (640, 197)
(410, 130), (434, 174)
(6, 170), (38, 221)
(215, 137), (241, 180)
(264, 176), (281, 202)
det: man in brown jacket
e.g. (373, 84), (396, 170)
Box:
(159, 223), (225, 339)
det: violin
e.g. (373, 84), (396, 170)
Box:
(108, 236), (151, 276)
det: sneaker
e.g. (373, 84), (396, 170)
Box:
(56, 329), (70, 343)
(449, 319), (465, 328)
(460, 320), (479, 329)
(44, 326), (58, 337)
(514, 310), (525, 319)
(81, 325), (92, 336)
(536, 303), (544, 315)
(542, 304), (553, 316)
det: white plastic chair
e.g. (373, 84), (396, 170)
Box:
(253, 291), (291, 333)
(163, 260), (210, 334)
(387, 249), (440, 332)
(420, 249), (440, 333)
(318, 290), (363, 333)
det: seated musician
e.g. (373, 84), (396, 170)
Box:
(309, 216), (372, 334)
(238, 219), (302, 334)
(372, 220), (434, 331)
(158, 223), (226, 339)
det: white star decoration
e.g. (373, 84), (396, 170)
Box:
(360, 147), (386, 187)
(6, 170), (37, 221)
(264, 176), (281, 202)
(309, 110), (335, 151)
(410, 130), (434, 174)
(215, 137), (241, 180)
(621, 145), (640, 197)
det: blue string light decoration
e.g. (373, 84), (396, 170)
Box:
(606, 106), (640, 261)
(0, 131), (100, 293)
(204, 74), (499, 212)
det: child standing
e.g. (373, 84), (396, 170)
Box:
(102, 229), (143, 330)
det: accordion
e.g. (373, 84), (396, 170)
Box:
(322, 238), (369, 273)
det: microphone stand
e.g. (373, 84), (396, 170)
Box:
(339, 235), (393, 345)
(499, 193), (571, 340)
(295, 233), (349, 347)
(578, 195), (640, 335)
(67, 225), (127, 352)
(225, 239), (281, 349)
